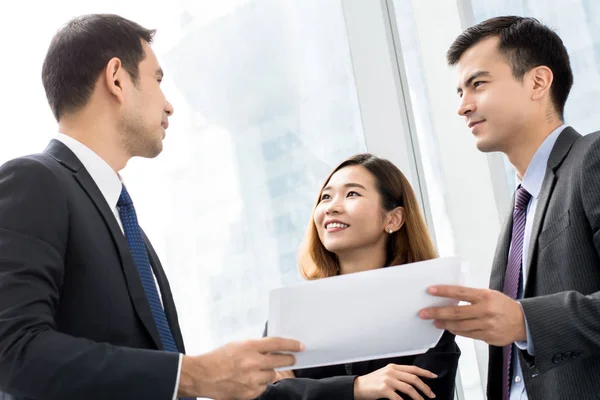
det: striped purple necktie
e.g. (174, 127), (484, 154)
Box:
(501, 186), (532, 400)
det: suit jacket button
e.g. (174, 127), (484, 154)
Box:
(552, 354), (563, 364)
(564, 352), (572, 359)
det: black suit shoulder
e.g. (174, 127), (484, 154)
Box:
(0, 153), (70, 253)
(0, 150), (180, 400)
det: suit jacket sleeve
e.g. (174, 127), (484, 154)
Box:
(405, 330), (459, 399)
(258, 321), (357, 400)
(260, 376), (357, 400)
(260, 332), (459, 400)
(258, 327), (458, 400)
(519, 133), (600, 374)
(0, 157), (179, 399)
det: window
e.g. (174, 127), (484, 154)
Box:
(1, 1), (477, 395)
(125, 0), (369, 352)
(0, 0), (367, 355)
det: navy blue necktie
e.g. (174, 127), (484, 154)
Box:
(117, 185), (179, 353)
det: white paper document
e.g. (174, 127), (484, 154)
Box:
(268, 256), (467, 370)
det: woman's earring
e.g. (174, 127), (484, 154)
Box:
(387, 228), (393, 234)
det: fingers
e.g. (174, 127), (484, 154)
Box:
(426, 285), (487, 302)
(388, 381), (426, 400)
(275, 369), (296, 381)
(261, 352), (297, 370)
(381, 390), (403, 400)
(442, 328), (488, 342)
(394, 365), (438, 378)
(256, 336), (305, 353)
(393, 371), (435, 399)
(434, 317), (483, 333)
(420, 302), (485, 321)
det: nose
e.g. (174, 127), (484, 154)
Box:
(325, 197), (343, 215)
(165, 100), (174, 117)
(457, 93), (474, 117)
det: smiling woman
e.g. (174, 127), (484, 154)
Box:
(300, 153), (438, 279)
(260, 154), (460, 400)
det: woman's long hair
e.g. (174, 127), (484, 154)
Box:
(299, 153), (438, 280)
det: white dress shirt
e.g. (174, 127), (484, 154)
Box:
(510, 124), (566, 400)
(55, 134), (183, 400)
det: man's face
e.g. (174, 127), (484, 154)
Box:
(456, 36), (532, 154)
(119, 41), (174, 159)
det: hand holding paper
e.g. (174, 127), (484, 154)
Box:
(419, 285), (527, 346)
(268, 256), (467, 370)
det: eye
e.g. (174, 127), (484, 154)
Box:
(320, 193), (331, 201)
(473, 81), (485, 88)
(347, 191), (360, 197)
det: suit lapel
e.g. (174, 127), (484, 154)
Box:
(486, 127), (580, 396)
(44, 140), (164, 350)
(489, 200), (514, 292)
(523, 169), (556, 294)
(523, 127), (580, 294)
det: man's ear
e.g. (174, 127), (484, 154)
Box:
(103, 57), (127, 105)
(530, 65), (553, 103)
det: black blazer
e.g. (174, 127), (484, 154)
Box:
(487, 127), (600, 399)
(0, 140), (183, 399)
(260, 327), (459, 400)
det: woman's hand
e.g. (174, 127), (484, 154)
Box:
(353, 364), (437, 400)
(274, 369), (296, 381)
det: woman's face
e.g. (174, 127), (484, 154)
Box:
(313, 165), (390, 256)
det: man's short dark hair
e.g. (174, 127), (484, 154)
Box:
(447, 16), (573, 120)
(42, 14), (155, 121)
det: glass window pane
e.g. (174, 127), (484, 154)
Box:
(391, 0), (482, 398)
(118, 0), (368, 354)
(0, 0), (367, 356)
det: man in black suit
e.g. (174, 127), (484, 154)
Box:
(419, 17), (600, 400)
(0, 14), (302, 400)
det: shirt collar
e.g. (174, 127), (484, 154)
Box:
(55, 133), (122, 210)
(519, 124), (567, 198)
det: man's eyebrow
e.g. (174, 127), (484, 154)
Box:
(457, 70), (491, 93)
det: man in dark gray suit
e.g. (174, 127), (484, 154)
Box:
(419, 16), (600, 400)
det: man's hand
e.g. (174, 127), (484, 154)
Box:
(419, 285), (526, 346)
(178, 337), (304, 399)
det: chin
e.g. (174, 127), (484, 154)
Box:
(149, 137), (164, 157)
(474, 137), (499, 153)
(322, 242), (340, 254)
(322, 241), (351, 255)
(149, 146), (163, 158)
(138, 143), (163, 159)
